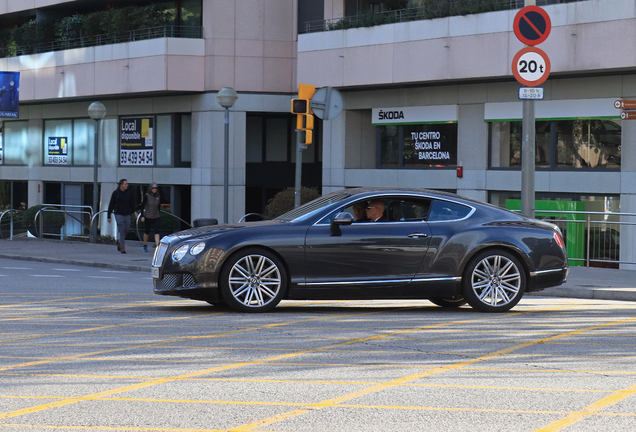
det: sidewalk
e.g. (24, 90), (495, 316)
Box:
(1, 237), (635, 302)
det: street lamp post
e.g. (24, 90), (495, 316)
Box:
(88, 102), (106, 243)
(216, 87), (238, 224)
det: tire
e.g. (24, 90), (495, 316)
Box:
(220, 248), (287, 313)
(462, 249), (526, 312)
(429, 297), (467, 308)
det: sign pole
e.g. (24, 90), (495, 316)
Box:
(519, 0), (542, 218)
(521, 99), (535, 218)
(294, 134), (305, 208)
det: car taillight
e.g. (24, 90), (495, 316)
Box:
(554, 232), (565, 248)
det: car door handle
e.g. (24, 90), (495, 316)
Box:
(408, 232), (428, 239)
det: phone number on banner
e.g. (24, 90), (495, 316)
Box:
(120, 149), (154, 165)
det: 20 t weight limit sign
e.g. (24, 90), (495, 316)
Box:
(512, 47), (550, 87)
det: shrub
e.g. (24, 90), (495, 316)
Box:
(264, 187), (321, 219)
(23, 205), (66, 227)
(57, 14), (83, 41)
(82, 11), (108, 37)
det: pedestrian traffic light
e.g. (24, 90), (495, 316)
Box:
(290, 83), (316, 115)
(300, 130), (313, 146)
(296, 113), (314, 131)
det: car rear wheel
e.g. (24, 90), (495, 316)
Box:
(220, 248), (287, 313)
(429, 297), (467, 308)
(462, 249), (525, 312)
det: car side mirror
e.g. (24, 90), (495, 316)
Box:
(330, 212), (353, 236)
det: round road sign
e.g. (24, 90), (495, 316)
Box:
(512, 47), (551, 87)
(513, 6), (551, 46)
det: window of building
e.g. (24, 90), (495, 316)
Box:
(489, 119), (620, 169)
(0, 180), (27, 210)
(377, 123), (458, 168)
(43, 119), (98, 166)
(119, 114), (191, 168)
(2, 121), (28, 165)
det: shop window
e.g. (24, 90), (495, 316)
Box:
(2, 121), (28, 165)
(489, 119), (620, 170)
(378, 123), (458, 168)
(44, 119), (97, 166)
(119, 114), (191, 168)
(0, 181), (27, 210)
(156, 115), (172, 166)
(266, 118), (289, 162)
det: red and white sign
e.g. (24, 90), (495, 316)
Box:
(621, 111), (636, 120)
(513, 6), (551, 46)
(512, 47), (551, 87)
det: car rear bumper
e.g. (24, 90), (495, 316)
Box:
(527, 267), (569, 292)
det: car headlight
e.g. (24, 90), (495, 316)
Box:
(172, 244), (190, 261)
(190, 242), (206, 256)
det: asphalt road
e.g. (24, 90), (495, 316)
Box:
(1, 258), (636, 432)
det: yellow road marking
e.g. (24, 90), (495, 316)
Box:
(533, 381), (636, 431)
(0, 310), (500, 421)
(229, 314), (636, 431)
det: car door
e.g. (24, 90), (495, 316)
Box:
(302, 197), (433, 293)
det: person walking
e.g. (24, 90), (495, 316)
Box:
(138, 182), (161, 252)
(107, 179), (138, 254)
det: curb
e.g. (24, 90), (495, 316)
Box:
(0, 253), (149, 273)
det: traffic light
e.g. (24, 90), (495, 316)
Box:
(291, 98), (310, 115)
(290, 83), (316, 115)
(292, 83), (316, 145)
(300, 130), (313, 146)
(296, 113), (314, 130)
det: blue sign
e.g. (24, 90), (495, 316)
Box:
(47, 137), (68, 165)
(0, 72), (19, 118)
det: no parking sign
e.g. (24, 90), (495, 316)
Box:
(512, 6), (551, 88)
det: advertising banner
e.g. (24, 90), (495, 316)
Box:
(47, 137), (68, 165)
(120, 117), (154, 165)
(0, 71), (20, 118)
(402, 124), (458, 167)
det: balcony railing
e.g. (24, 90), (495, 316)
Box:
(0, 25), (203, 59)
(302, 0), (589, 34)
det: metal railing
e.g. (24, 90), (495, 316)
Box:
(303, 0), (589, 33)
(0, 209), (24, 240)
(134, 210), (192, 242)
(34, 204), (94, 241)
(0, 25), (203, 59)
(523, 210), (635, 268)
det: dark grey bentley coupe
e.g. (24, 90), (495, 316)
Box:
(151, 188), (568, 313)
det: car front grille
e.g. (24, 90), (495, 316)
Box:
(152, 242), (169, 266)
(154, 273), (197, 291)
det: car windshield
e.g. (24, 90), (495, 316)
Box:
(274, 192), (351, 222)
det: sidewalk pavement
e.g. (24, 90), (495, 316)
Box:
(1, 237), (635, 302)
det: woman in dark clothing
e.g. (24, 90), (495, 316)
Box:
(138, 182), (161, 252)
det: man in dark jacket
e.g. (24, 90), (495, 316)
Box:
(107, 179), (138, 254)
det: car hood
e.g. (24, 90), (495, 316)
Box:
(170, 220), (285, 240)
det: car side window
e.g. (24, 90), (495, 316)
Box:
(428, 199), (471, 221)
(397, 199), (431, 221)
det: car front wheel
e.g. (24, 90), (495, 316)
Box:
(220, 248), (287, 313)
(462, 249), (526, 312)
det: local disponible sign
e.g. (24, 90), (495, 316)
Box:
(47, 137), (68, 165)
(120, 118), (154, 165)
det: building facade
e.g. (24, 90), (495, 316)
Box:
(298, 0), (636, 268)
(1, 0), (635, 266)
